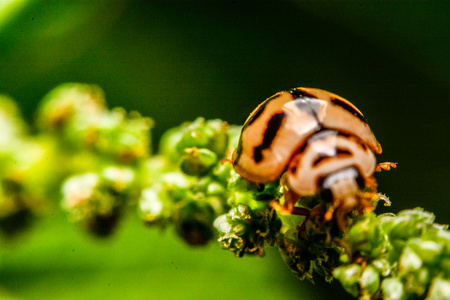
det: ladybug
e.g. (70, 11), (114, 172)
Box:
(232, 87), (395, 230)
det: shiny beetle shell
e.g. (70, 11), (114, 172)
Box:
(232, 87), (381, 185)
(286, 130), (375, 196)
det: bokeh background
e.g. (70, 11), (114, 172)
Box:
(0, 1), (449, 299)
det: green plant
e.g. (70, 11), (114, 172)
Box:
(1, 83), (448, 299)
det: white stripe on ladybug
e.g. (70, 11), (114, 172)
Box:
(286, 132), (375, 195)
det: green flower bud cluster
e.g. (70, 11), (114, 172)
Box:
(139, 170), (227, 245)
(37, 83), (153, 164)
(61, 166), (138, 237)
(334, 208), (450, 299)
(214, 203), (281, 257)
(0, 84), (154, 237)
(159, 117), (229, 167)
(139, 118), (236, 245)
(139, 117), (282, 250)
(277, 216), (342, 283)
(227, 174), (281, 208)
(0, 95), (49, 236)
(32, 83), (153, 235)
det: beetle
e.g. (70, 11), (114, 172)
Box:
(232, 87), (395, 230)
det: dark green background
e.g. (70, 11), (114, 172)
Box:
(0, 1), (449, 299)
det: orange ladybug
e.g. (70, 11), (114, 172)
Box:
(232, 88), (394, 230)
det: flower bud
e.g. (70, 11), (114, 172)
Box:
(359, 265), (380, 298)
(175, 200), (216, 246)
(334, 264), (362, 297)
(347, 213), (386, 257)
(139, 187), (172, 226)
(381, 278), (406, 300)
(407, 238), (443, 265)
(36, 83), (106, 132)
(427, 277), (450, 300)
(180, 148), (217, 176)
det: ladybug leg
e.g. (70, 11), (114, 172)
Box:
(270, 186), (310, 232)
(270, 186), (302, 215)
(365, 176), (378, 190)
(294, 208), (311, 233)
(375, 193), (392, 206)
(334, 195), (358, 231)
(375, 162), (397, 172)
(335, 208), (348, 232)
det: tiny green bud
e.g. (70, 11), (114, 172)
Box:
(381, 278), (406, 300)
(102, 166), (136, 194)
(403, 267), (430, 294)
(139, 188), (171, 226)
(408, 238), (443, 265)
(212, 161), (234, 186)
(61, 172), (100, 220)
(216, 204), (280, 257)
(427, 277), (450, 300)
(175, 200), (216, 246)
(213, 214), (231, 234)
(400, 246), (422, 273)
(205, 120), (229, 157)
(333, 264), (362, 297)
(180, 148), (217, 176)
(372, 258), (392, 277)
(159, 127), (184, 163)
(347, 213), (385, 257)
(0, 95), (27, 140)
(389, 209), (434, 240)
(440, 258), (450, 278)
(176, 118), (211, 151)
(227, 204), (252, 222)
(37, 83), (106, 131)
(227, 173), (260, 193)
(359, 265), (380, 298)
(205, 181), (226, 198)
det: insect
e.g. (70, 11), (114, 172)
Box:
(232, 87), (395, 230)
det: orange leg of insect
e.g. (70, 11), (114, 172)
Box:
(364, 175), (378, 190)
(221, 158), (233, 164)
(270, 187), (310, 232)
(327, 196), (359, 231)
(375, 162), (397, 172)
(270, 186), (300, 214)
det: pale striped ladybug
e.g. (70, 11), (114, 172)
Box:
(232, 87), (394, 230)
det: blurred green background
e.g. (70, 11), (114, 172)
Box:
(0, 1), (449, 299)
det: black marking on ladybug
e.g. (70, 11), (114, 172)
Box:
(234, 139), (243, 161)
(288, 88), (318, 99)
(293, 98), (323, 123)
(331, 97), (367, 123)
(355, 170), (366, 189)
(360, 142), (368, 151)
(312, 149), (352, 166)
(253, 113), (285, 163)
(290, 165), (297, 174)
(246, 94), (280, 127)
(319, 184), (333, 202)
